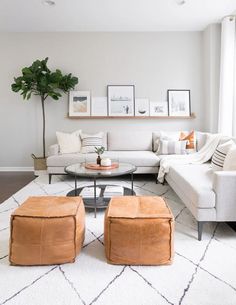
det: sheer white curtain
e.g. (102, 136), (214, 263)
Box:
(218, 16), (236, 136)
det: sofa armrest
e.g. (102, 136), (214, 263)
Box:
(48, 144), (59, 156)
(213, 171), (236, 221)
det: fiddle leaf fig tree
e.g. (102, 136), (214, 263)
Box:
(11, 57), (78, 158)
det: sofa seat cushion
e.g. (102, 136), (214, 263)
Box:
(166, 163), (215, 208)
(47, 151), (160, 168)
(47, 153), (87, 167)
(103, 151), (160, 167)
(108, 131), (152, 151)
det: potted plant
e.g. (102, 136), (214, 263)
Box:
(94, 146), (105, 165)
(11, 57), (78, 171)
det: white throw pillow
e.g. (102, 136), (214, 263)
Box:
(223, 145), (236, 171)
(211, 140), (234, 171)
(80, 132), (104, 153)
(56, 130), (81, 154)
(153, 131), (181, 152)
(157, 139), (187, 155)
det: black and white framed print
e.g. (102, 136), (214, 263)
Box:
(167, 90), (191, 117)
(135, 98), (149, 116)
(107, 85), (135, 116)
(69, 91), (90, 117)
(150, 101), (168, 116)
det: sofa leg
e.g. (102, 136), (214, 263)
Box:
(197, 222), (204, 241)
(154, 174), (158, 184)
(49, 174), (52, 184)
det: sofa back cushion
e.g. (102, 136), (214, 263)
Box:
(153, 131), (209, 152)
(223, 145), (236, 171)
(108, 131), (152, 151)
(195, 132), (209, 151)
(153, 131), (183, 152)
(56, 130), (81, 154)
(211, 140), (235, 171)
(157, 139), (187, 155)
(80, 132), (108, 153)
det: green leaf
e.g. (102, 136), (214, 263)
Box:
(11, 57), (78, 101)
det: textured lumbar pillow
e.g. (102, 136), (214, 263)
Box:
(56, 130), (81, 154)
(156, 139), (187, 155)
(153, 131), (181, 152)
(179, 131), (196, 151)
(223, 145), (236, 171)
(211, 140), (234, 171)
(80, 132), (104, 153)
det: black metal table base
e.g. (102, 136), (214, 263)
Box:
(67, 172), (135, 218)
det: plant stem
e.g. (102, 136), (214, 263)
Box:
(41, 96), (46, 158)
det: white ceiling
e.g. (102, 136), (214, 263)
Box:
(0, 0), (236, 32)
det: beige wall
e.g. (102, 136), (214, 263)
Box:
(0, 32), (204, 167)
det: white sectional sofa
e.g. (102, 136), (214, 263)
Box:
(47, 130), (236, 240)
(47, 131), (160, 176)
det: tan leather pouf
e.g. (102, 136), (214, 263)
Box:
(9, 196), (85, 266)
(104, 196), (174, 265)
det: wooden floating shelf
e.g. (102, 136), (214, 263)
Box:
(67, 113), (196, 119)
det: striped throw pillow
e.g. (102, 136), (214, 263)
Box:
(211, 140), (234, 171)
(157, 139), (187, 155)
(80, 132), (104, 153)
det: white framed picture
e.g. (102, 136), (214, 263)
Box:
(167, 90), (191, 116)
(91, 97), (107, 116)
(69, 91), (90, 117)
(150, 101), (168, 116)
(107, 85), (135, 116)
(135, 98), (149, 116)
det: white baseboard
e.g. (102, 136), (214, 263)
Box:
(0, 167), (34, 172)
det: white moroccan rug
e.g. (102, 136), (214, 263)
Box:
(0, 174), (236, 305)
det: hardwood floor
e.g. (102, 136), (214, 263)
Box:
(0, 172), (35, 203)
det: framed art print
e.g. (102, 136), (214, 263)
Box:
(150, 101), (168, 116)
(135, 98), (149, 116)
(107, 85), (135, 116)
(91, 97), (108, 116)
(167, 90), (191, 117)
(69, 91), (90, 117)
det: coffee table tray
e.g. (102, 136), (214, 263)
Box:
(85, 163), (119, 170)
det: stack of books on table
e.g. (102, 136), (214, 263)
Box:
(104, 186), (124, 198)
(80, 187), (101, 198)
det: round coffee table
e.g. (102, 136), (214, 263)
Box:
(65, 162), (137, 217)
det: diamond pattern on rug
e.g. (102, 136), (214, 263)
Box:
(200, 238), (236, 289)
(0, 209), (13, 231)
(4, 268), (84, 305)
(86, 211), (106, 238)
(0, 257), (54, 304)
(94, 267), (171, 305)
(12, 182), (46, 203)
(175, 222), (210, 264)
(132, 255), (197, 305)
(181, 268), (236, 305)
(61, 240), (124, 304)
(176, 207), (217, 239)
(0, 197), (18, 213)
(141, 181), (169, 196)
(0, 228), (10, 259)
(0, 173), (235, 305)
(40, 181), (73, 195)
